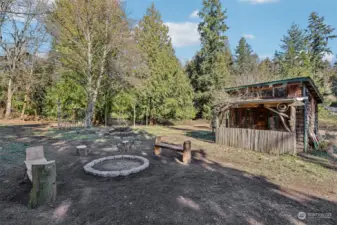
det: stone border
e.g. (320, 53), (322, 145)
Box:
(83, 155), (149, 177)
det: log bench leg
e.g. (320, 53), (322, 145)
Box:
(154, 136), (162, 156)
(29, 161), (56, 208)
(182, 141), (191, 164)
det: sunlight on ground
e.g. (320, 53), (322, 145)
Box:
(176, 196), (200, 211)
(52, 200), (72, 221)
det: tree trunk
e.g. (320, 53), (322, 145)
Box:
(85, 29), (93, 128)
(20, 92), (29, 119)
(133, 104), (136, 128)
(90, 19), (109, 125)
(57, 99), (61, 128)
(28, 161), (56, 208)
(5, 77), (13, 119)
(85, 94), (94, 128)
(21, 49), (35, 120)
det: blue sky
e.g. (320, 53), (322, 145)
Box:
(124, 0), (337, 64)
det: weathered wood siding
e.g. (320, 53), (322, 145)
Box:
(216, 127), (296, 154)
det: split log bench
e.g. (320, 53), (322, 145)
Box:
(154, 136), (192, 164)
(25, 146), (48, 181)
(24, 146), (56, 208)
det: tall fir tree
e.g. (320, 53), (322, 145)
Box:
(234, 37), (255, 75)
(135, 3), (195, 124)
(258, 58), (275, 82)
(307, 12), (336, 74)
(276, 23), (312, 78)
(186, 0), (231, 118)
(233, 37), (260, 85)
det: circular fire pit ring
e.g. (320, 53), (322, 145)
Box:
(84, 155), (149, 177)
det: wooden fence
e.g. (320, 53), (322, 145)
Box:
(216, 127), (296, 154)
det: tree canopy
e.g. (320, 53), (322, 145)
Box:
(0, 1), (336, 123)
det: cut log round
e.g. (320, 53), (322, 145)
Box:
(28, 161), (56, 208)
(76, 145), (89, 156)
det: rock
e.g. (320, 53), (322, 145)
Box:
(120, 170), (132, 176)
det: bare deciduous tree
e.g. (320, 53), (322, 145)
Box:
(49, 0), (138, 128)
(0, 0), (48, 118)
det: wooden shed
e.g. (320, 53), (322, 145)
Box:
(213, 77), (323, 154)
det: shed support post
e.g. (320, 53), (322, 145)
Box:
(290, 106), (296, 133)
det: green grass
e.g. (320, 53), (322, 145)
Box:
(136, 126), (183, 136)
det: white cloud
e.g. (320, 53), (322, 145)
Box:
(165, 22), (200, 48)
(239, 0), (279, 4)
(323, 52), (335, 64)
(189, 10), (199, 19)
(243, 34), (255, 39)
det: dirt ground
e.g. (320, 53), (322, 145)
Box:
(0, 121), (336, 225)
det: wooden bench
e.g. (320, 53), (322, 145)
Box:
(25, 146), (48, 181)
(24, 146), (57, 208)
(154, 136), (192, 164)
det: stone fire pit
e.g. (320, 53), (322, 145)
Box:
(84, 155), (149, 177)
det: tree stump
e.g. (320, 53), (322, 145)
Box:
(182, 141), (191, 164)
(28, 161), (56, 208)
(76, 145), (89, 156)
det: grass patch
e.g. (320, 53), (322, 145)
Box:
(136, 126), (184, 136)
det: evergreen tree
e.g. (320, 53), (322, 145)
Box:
(307, 12), (337, 73)
(258, 58), (275, 82)
(234, 37), (255, 75)
(186, 0), (231, 118)
(135, 4), (195, 123)
(233, 37), (260, 85)
(276, 23), (312, 78)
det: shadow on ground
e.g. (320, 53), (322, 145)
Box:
(186, 130), (215, 143)
(168, 126), (215, 143)
(0, 124), (336, 225)
(298, 152), (337, 172)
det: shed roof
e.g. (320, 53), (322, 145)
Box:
(224, 77), (323, 103)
